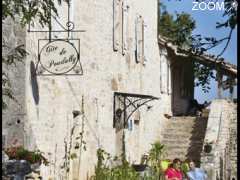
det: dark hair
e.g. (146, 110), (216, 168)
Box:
(173, 158), (181, 164)
(188, 159), (196, 165)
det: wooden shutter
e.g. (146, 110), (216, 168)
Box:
(113, 0), (122, 51)
(136, 15), (144, 63)
(160, 54), (168, 93)
(122, 0), (129, 55)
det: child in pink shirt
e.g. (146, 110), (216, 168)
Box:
(165, 158), (183, 180)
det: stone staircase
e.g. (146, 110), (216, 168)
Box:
(161, 115), (208, 166)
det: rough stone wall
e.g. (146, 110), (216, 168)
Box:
(228, 105), (237, 179)
(24, 0), (172, 179)
(2, 17), (26, 149)
(201, 99), (237, 180)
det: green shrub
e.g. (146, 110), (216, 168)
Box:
(92, 141), (167, 180)
(4, 146), (49, 165)
(92, 149), (139, 180)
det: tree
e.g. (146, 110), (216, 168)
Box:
(191, 0), (237, 57)
(2, 0), (61, 109)
(158, 0), (237, 92)
(158, 5), (196, 47)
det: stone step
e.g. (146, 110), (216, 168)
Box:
(166, 151), (202, 159)
(162, 132), (205, 138)
(161, 116), (208, 166)
(163, 146), (191, 151)
(164, 150), (203, 160)
(171, 116), (197, 120)
(164, 126), (207, 132)
(162, 139), (204, 145)
(170, 116), (207, 121)
(162, 134), (192, 139)
(163, 145), (203, 151)
(165, 151), (188, 157)
(165, 123), (195, 128)
(164, 155), (188, 161)
(168, 118), (208, 123)
(165, 120), (207, 126)
(166, 119), (197, 123)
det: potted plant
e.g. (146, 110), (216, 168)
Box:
(4, 146), (49, 166)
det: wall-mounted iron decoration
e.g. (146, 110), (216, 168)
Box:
(27, 0), (86, 76)
(27, 0), (86, 38)
(36, 39), (83, 75)
(113, 92), (159, 129)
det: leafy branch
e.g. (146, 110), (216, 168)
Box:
(2, 0), (62, 109)
(158, 0), (237, 92)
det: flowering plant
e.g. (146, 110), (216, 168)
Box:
(4, 146), (49, 165)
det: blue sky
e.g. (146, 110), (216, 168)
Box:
(161, 0), (237, 103)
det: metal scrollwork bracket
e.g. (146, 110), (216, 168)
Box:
(27, 0), (86, 40)
(113, 92), (159, 128)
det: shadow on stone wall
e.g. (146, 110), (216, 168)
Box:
(30, 61), (39, 105)
(186, 117), (208, 167)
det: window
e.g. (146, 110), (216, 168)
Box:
(135, 15), (145, 64)
(113, 0), (122, 51)
(113, 0), (129, 55)
(160, 51), (168, 94)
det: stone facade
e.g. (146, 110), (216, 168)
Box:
(2, 1), (237, 180)
(24, 0), (172, 179)
(2, 17), (27, 149)
(201, 99), (237, 180)
(228, 108), (237, 179)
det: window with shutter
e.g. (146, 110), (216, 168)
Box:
(113, 0), (122, 51)
(135, 15), (144, 64)
(160, 54), (168, 94)
(122, 0), (129, 55)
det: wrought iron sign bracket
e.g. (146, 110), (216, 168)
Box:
(27, 0), (86, 40)
(113, 92), (159, 128)
(27, 1), (86, 76)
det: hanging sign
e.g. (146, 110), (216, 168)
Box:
(36, 39), (83, 75)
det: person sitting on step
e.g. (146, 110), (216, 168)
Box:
(187, 159), (207, 180)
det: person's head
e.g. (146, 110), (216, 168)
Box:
(172, 158), (181, 170)
(189, 160), (196, 170)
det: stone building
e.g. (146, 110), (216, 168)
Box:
(2, 0), (237, 179)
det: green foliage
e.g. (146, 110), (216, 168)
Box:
(193, 62), (215, 93)
(158, 5), (195, 47)
(148, 142), (165, 170)
(158, 3), (216, 93)
(181, 162), (190, 175)
(2, 0), (62, 109)
(92, 142), (167, 180)
(159, 0), (237, 93)
(2, 43), (28, 109)
(92, 148), (139, 180)
(2, 0), (61, 27)
(146, 141), (166, 180)
(4, 146), (49, 165)
(216, 0), (237, 30)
